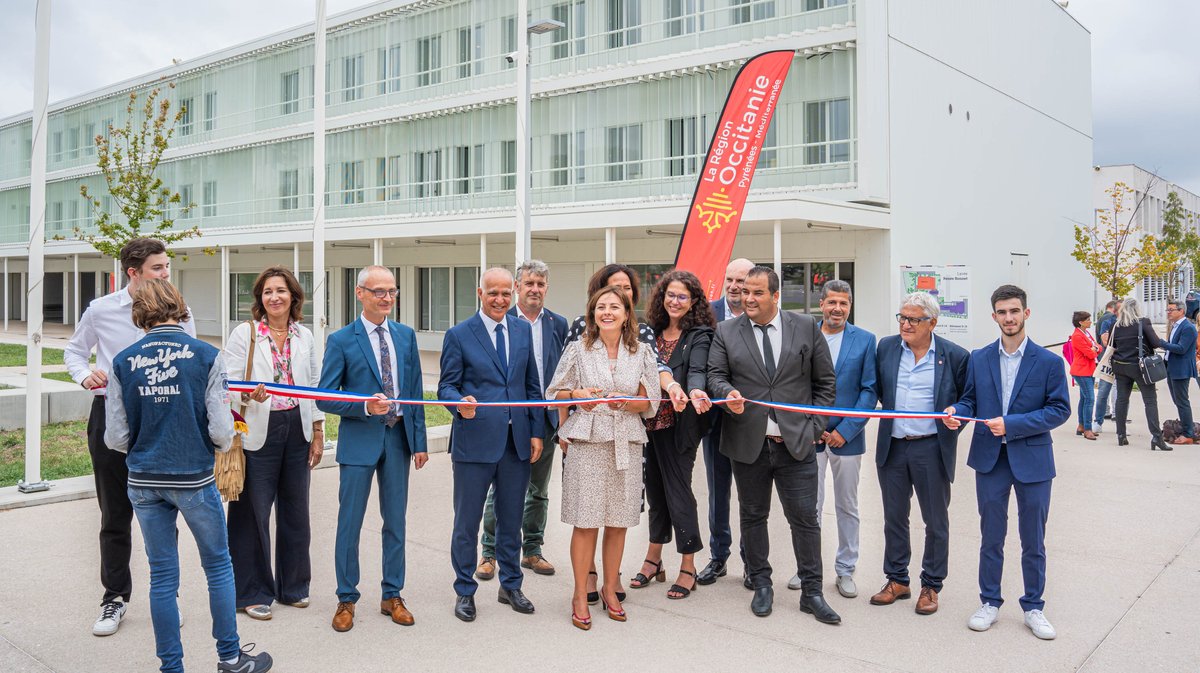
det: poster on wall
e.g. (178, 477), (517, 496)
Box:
(898, 265), (971, 336)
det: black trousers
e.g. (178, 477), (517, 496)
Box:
(732, 439), (822, 593)
(1114, 361), (1162, 439)
(1168, 377), (1195, 437)
(878, 435), (950, 591)
(701, 415), (740, 563)
(645, 426), (703, 554)
(87, 396), (133, 604)
(227, 407), (313, 607)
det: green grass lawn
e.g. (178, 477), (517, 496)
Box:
(0, 343), (72, 367)
(43, 371), (77, 383)
(0, 393), (453, 488)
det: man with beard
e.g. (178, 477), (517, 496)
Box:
(944, 285), (1070, 640)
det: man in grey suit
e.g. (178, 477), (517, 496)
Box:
(707, 266), (840, 624)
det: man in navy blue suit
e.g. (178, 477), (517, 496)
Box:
(871, 292), (969, 616)
(788, 280), (877, 598)
(476, 261), (568, 579)
(318, 266), (428, 633)
(697, 257), (754, 586)
(1161, 298), (1198, 445)
(944, 285), (1070, 641)
(439, 267), (544, 622)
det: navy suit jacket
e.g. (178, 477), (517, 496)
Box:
(1161, 319), (1199, 380)
(951, 339), (1071, 483)
(508, 306), (568, 430)
(317, 318), (428, 466)
(875, 334), (970, 481)
(816, 323), (878, 457)
(711, 297), (730, 322)
(438, 312), (543, 463)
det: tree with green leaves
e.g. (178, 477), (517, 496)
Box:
(1072, 180), (1176, 300)
(77, 85), (203, 259)
(1157, 190), (1200, 295)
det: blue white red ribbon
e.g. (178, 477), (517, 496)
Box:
(228, 380), (985, 422)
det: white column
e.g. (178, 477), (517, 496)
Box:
(312, 0), (329, 351)
(373, 238), (383, 266)
(514, 0), (531, 266)
(220, 246), (230, 348)
(3, 257), (8, 332)
(72, 253), (80, 324)
(293, 243), (300, 274)
(112, 256), (119, 292)
(480, 233), (488, 272)
(20, 272), (27, 320)
(605, 228), (616, 265)
(22, 0), (52, 491)
(61, 270), (68, 325)
(773, 220), (782, 277)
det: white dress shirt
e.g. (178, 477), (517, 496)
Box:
(750, 310), (784, 437)
(359, 313), (402, 416)
(892, 336), (938, 438)
(64, 285), (196, 395)
(517, 306), (545, 391)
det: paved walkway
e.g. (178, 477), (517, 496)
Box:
(0, 385), (1198, 672)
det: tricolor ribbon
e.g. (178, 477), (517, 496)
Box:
(228, 380), (986, 423)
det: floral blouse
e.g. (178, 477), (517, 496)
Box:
(646, 336), (679, 431)
(256, 320), (300, 411)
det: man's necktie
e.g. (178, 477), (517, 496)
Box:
(495, 323), (508, 373)
(375, 325), (399, 428)
(756, 323), (777, 422)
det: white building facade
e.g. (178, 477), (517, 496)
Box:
(1092, 164), (1200, 323)
(0, 0), (1092, 358)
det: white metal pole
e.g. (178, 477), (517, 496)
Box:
(220, 246), (230, 348)
(605, 227), (616, 265)
(373, 238), (383, 266)
(3, 257), (8, 332)
(773, 220), (782, 277)
(22, 0), (52, 493)
(514, 0), (531, 266)
(72, 253), (79, 323)
(61, 270), (68, 325)
(293, 242), (300, 274)
(312, 0), (328, 350)
(480, 233), (488, 272)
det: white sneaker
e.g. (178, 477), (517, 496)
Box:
(786, 573), (803, 590)
(92, 600), (127, 636)
(967, 603), (1000, 632)
(1024, 609), (1057, 640)
(835, 575), (858, 598)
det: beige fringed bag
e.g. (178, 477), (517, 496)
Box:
(215, 321), (255, 502)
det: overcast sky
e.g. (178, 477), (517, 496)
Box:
(2, 0), (1197, 192)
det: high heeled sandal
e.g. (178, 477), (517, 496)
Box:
(600, 590), (627, 622)
(667, 569), (698, 600)
(586, 570), (600, 605)
(629, 559), (665, 589)
(571, 611), (592, 631)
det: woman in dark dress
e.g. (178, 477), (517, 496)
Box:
(1110, 298), (1169, 450)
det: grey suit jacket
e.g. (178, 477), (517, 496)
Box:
(707, 311), (837, 464)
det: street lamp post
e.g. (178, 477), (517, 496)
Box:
(514, 2), (564, 266)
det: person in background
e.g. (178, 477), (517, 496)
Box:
(223, 266), (322, 621)
(1068, 311), (1100, 440)
(63, 236), (196, 637)
(1093, 300), (1119, 433)
(1160, 299), (1197, 445)
(1109, 298), (1169, 450)
(105, 278), (272, 673)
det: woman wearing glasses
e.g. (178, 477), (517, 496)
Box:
(224, 266), (322, 620)
(629, 270), (715, 599)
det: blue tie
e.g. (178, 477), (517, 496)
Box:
(494, 323), (508, 374)
(375, 325), (399, 428)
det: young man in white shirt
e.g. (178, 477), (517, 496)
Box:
(64, 237), (195, 637)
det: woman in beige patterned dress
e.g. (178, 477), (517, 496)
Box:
(546, 285), (660, 630)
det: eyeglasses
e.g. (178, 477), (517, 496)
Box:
(665, 292), (692, 304)
(1167, 306), (1183, 313)
(895, 313), (933, 326)
(359, 285), (399, 299)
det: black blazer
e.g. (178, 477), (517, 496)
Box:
(661, 326), (713, 453)
(1110, 317), (1165, 363)
(874, 334), (969, 482)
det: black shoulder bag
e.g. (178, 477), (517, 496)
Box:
(1138, 320), (1168, 384)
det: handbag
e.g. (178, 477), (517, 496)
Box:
(1137, 320), (1168, 384)
(1095, 325), (1116, 385)
(215, 321), (255, 502)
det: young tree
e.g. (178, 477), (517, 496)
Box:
(1072, 180), (1176, 300)
(77, 85), (203, 259)
(1158, 190), (1200, 294)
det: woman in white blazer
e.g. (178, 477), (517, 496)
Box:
(223, 266), (322, 620)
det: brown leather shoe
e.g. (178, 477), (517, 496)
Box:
(521, 554), (556, 576)
(475, 557), (497, 581)
(869, 580), (912, 605)
(1082, 430), (1098, 440)
(380, 597), (415, 626)
(1172, 436), (1195, 445)
(915, 587), (939, 615)
(332, 601), (355, 632)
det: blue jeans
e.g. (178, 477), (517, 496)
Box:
(1094, 379), (1114, 427)
(129, 484), (240, 673)
(1073, 376), (1095, 430)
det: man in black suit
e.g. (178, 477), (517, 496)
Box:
(697, 257), (754, 586)
(870, 292), (969, 616)
(707, 266), (840, 624)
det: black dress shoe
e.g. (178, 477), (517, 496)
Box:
(743, 569), (753, 590)
(1117, 434), (1129, 446)
(695, 559), (727, 586)
(497, 587), (535, 614)
(454, 595), (476, 622)
(800, 593), (842, 625)
(751, 586), (773, 617)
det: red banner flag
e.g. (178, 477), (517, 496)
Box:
(674, 50), (794, 300)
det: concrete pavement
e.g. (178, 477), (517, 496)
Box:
(0, 383), (1197, 672)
